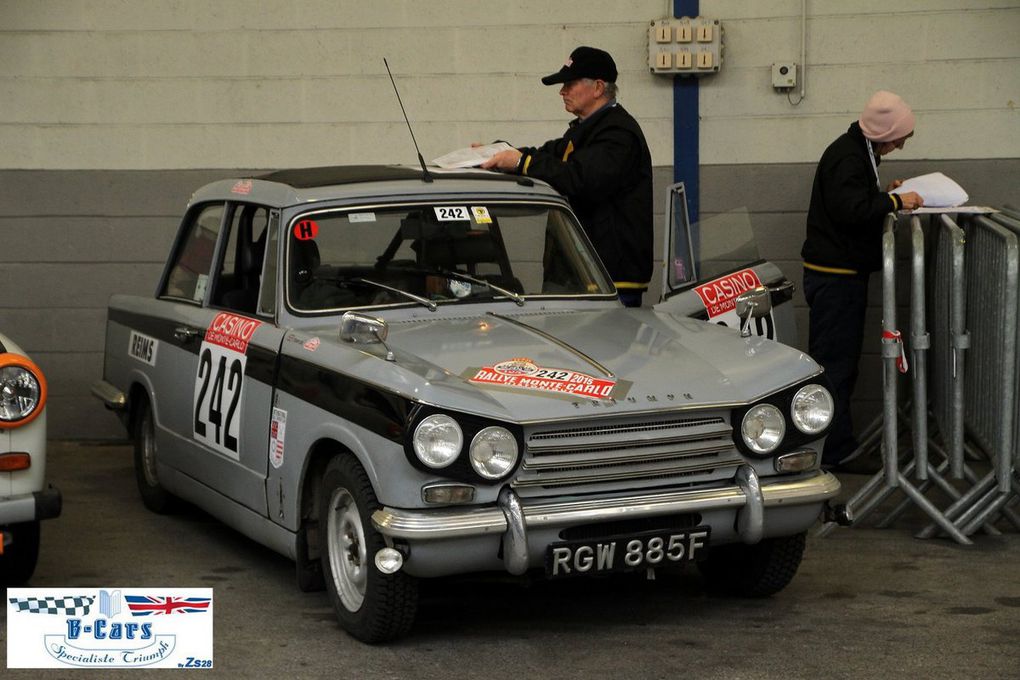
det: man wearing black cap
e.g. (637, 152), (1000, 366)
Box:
(481, 46), (653, 307)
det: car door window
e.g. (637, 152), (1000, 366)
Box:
(162, 203), (225, 303)
(257, 212), (280, 318)
(212, 203), (270, 315)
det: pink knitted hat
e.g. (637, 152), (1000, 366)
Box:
(859, 90), (915, 142)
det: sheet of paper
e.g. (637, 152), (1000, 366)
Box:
(908, 206), (998, 215)
(431, 142), (514, 169)
(893, 171), (969, 208)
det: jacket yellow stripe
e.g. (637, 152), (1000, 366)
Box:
(803, 262), (859, 275)
(614, 281), (649, 290)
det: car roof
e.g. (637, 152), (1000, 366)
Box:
(188, 165), (564, 209)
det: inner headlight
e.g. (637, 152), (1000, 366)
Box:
(741, 404), (785, 455)
(412, 414), (463, 468)
(0, 360), (45, 426)
(790, 384), (834, 435)
(469, 426), (519, 480)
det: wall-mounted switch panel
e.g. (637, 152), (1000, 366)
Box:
(648, 16), (722, 77)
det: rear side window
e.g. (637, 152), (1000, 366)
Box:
(161, 203), (224, 303)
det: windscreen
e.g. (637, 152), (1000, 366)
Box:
(285, 202), (614, 312)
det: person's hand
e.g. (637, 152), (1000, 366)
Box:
(887, 179), (904, 191)
(480, 148), (522, 172)
(897, 191), (924, 211)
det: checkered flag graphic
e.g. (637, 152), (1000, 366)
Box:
(8, 596), (94, 616)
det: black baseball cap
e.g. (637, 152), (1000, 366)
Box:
(541, 46), (618, 85)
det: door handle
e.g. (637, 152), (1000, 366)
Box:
(173, 326), (200, 343)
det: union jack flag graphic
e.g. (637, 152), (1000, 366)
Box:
(124, 595), (211, 616)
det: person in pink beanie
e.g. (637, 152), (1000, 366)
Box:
(799, 90), (923, 472)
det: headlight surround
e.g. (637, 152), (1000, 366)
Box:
(790, 384), (834, 435)
(469, 426), (519, 480)
(412, 414), (463, 468)
(741, 403), (786, 455)
(0, 354), (47, 428)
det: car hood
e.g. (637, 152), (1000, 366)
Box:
(296, 307), (821, 423)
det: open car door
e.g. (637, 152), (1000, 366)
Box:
(654, 183), (797, 344)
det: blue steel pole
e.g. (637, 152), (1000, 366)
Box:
(674, 0), (699, 227)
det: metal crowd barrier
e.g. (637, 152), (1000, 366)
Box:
(819, 209), (1020, 543)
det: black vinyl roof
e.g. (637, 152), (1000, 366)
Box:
(256, 165), (535, 189)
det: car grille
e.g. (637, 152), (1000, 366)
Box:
(512, 413), (742, 497)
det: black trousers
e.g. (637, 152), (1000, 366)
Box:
(803, 268), (870, 465)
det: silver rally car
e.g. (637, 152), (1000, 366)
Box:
(93, 166), (840, 642)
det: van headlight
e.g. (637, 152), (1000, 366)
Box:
(741, 404), (785, 455)
(0, 356), (47, 428)
(412, 414), (463, 468)
(469, 426), (519, 480)
(790, 384), (834, 435)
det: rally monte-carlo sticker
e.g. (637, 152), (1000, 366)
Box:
(6, 588), (213, 669)
(465, 357), (628, 400)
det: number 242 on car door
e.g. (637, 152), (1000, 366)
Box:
(192, 313), (261, 459)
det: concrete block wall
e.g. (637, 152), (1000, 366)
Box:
(1, 1), (1018, 438)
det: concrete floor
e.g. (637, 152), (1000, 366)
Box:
(3, 441), (1020, 679)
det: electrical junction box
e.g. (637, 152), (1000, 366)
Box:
(772, 62), (797, 89)
(648, 17), (722, 77)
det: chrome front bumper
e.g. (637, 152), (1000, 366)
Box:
(372, 466), (840, 575)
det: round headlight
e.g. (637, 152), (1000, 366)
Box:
(0, 362), (44, 426)
(469, 426), (519, 480)
(412, 414), (463, 468)
(791, 384), (834, 435)
(741, 404), (785, 455)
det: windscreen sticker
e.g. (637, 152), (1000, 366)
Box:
(269, 407), (287, 469)
(128, 331), (158, 367)
(434, 206), (470, 222)
(293, 219), (319, 240)
(193, 313), (262, 460)
(348, 212), (376, 223)
(466, 357), (620, 400)
(471, 206), (492, 224)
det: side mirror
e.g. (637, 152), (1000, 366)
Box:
(735, 286), (772, 337)
(340, 312), (388, 345)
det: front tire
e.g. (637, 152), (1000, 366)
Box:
(0, 521), (41, 585)
(133, 398), (177, 514)
(698, 532), (806, 597)
(319, 455), (417, 643)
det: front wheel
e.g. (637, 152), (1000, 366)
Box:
(697, 532), (806, 597)
(133, 398), (177, 514)
(0, 521), (41, 585)
(319, 455), (417, 643)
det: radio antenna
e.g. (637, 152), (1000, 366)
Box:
(384, 58), (433, 183)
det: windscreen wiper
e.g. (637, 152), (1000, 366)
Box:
(350, 278), (438, 312)
(437, 268), (525, 306)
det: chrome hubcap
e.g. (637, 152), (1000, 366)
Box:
(326, 487), (367, 611)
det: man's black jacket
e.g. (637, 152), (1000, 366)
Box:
(517, 103), (653, 289)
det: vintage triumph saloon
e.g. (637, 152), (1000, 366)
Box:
(93, 166), (841, 642)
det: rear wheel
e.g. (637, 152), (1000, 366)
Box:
(0, 521), (41, 585)
(133, 398), (177, 514)
(698, 532), (806, 597)
(319, 455), (417, 643)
